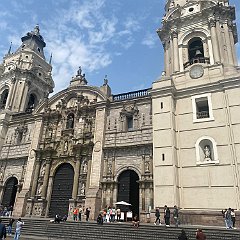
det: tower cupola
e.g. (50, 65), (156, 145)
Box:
(17, 25), (46, 59)
(158, 0), (238, 80)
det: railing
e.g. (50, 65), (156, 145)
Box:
(197, 111), (209, 119)
(184, 57), (210, 69)
(113, 88), (151, 101)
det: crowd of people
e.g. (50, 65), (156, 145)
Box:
(0, 217), (24, 240)
(0, 205), (13, 217)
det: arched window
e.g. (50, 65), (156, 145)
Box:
(26, 94), (36, 113)
(188, 38), (204, 63)
(66, 113), (74, 129)
(0, 89), (9, 110)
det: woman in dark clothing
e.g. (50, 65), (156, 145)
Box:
(165, 207), (171, 226)
(178, 229), (188, 240)
(196, 229), (206, 240)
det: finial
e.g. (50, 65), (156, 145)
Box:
(7, 42), (12, 55)
(77, 66), (82, 76)
(49, 53), (53, 65)
(104, 75), (108, 85)
(34, 24), (40, 35)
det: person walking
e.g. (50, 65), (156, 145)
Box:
(73, 208), (78, 221)
(196, 229), (206, 240)
(178, 229), (188, 240)
(154, 207), (161, 225)
(0, 219), (6, 240)
(14, 218), (24, 240)
(173, 205), (179, 227)
(7, 218), (14, 236)
(85, 207), (90, 221)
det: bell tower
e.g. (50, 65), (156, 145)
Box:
(152, 0), (240, 220)
(0, 25), (54, 113)
(158, 0), (238, 81)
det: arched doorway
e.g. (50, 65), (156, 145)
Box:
(117, 170), (139, 216)
(2, 177), (18, 207)
(48, 163), (74, 218)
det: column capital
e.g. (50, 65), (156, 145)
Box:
(171, 29), (178, 39)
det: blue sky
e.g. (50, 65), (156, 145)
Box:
(0, 0), (239, 95)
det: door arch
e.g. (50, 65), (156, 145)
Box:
(2, 177), (18, 207)
(117, 170), (139, 216)
(48, 163), (74, 218)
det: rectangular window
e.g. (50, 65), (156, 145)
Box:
(192, 93), (214, 123)
(195, 97), (209, 119)
(127, 116), (133, 131)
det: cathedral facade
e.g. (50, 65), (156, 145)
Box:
(0, 0), (239, 225)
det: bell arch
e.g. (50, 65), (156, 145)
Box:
(0, 88), (9, 110)
(117, 169), (140, 217)
(2, 176), (18, 208)
(48, 163), (74, 218)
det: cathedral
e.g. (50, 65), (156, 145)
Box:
(0, 0), (239, 225)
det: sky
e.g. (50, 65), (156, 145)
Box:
(0, 0), (239, 95)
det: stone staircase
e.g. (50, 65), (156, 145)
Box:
(2, 217), (240, 240)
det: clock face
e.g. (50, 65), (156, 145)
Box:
(189, 65), (204, 79)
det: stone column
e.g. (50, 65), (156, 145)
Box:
(172, 31), (180, 73)
(228, 21), (238, 66)
(223, 21), (234, 65)
(202, 40), (209, 58)
(41, 158), (51, 199)
(5, 77), (16, 109)
(209, 19), (221, 64)
(30, 154), (41, 197)
(72, 156), (81, 200)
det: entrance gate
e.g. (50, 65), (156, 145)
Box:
(117, 170), (139, 216)
(48, 163), (74, 218)
(2, 177), (18, 207)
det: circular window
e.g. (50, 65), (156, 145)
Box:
(189, 7), (194, 12)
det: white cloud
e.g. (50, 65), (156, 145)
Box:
(142, 32), (157, 48)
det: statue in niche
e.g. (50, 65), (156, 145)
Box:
(47, 128), (53, 138)
(40, 163), (46, 177)
(145, 161), (150, 172)
(0, 166), (4, 181)
(37, 182), (43, 195)
(64, 141), (68, 152)
(82, 161), (87, 173)
(66, 114), (74, 129)
(80, 182), (85, 195)
(107, 162), (112, 175)
(204, 145), (211, 161)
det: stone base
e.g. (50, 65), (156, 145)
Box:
(31, 198), (47, 217)
(13, 189), (29, 217)
(85, 187), (102, 220)
(148, 209), (240, 228)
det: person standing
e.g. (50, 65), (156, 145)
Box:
(7, 218), (15, 236)
(154, 207), (161, 225)
(116, 208), (121, 222)
(173, 205), (179, 227)
(231, 209), (236, 229)
(196, 229), (206, 240)
(14, 218), (24, 240)
(165, 207), (171, 227)
(178, 229), (188, 240)
(225, 208), (233, 229)
(73, 208), (78, 221)
(78, 205), (83, 221)
(85, 207), (90, 221)
(0, 219), (6, 240)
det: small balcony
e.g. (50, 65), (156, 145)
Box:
(197, 111), (210, 119)
(184, 57), (210, 69)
